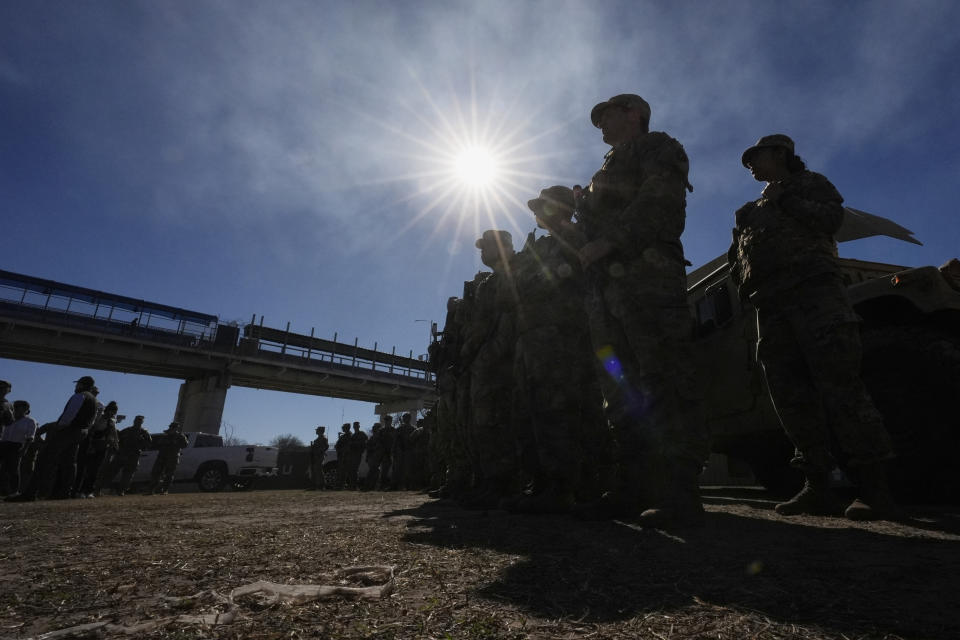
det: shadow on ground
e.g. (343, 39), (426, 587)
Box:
(387, 494), (960, 639)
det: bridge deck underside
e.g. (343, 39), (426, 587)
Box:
(0, 317), (435, 405)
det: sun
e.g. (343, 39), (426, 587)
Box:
(358, 70), (574, 250)
(453, 146), (500, 188)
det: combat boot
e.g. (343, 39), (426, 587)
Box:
(634, 458), (704, 528)
(460, 475), (515, 511)
(774, 471), (842, 516)
(844, 462), (905, 522)
(508, 477), (575, 515)
(573, 462), (650, 520)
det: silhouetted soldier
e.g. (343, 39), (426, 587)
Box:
(146, 422), (188, 495)
(388, 413), (410, 489)
(730, 133), (900, 521)
(347, 422), (367, 489)
(378, 415), (396, 490)
(109, 415), (152, 496)
(575, 95), (708, 526)
(76, 400), (119, 498)
(309, 426), (328, 490)
(363, 423), (384, 490)
(459, 230), (520, 509)
(429, 297), (471, 497)
(334, 423), (352, 488)
(503, 187), (606, 514)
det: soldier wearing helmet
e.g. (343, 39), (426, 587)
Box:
(146, 421), (188, 495)
(309, 426), (328, 490)
(457, 230), (519, 509)
(498, 187), (607, 514)
(574, 95), (708, 527)
(730, 133), (900, 521)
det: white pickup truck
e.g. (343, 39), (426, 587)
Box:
(132, 431), (279, 492)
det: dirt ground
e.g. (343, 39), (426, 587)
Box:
(1, 487), (958, 640)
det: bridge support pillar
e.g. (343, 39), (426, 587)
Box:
(174, 374), (229, 434)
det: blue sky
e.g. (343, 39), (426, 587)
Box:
(2, 0), (959, 444)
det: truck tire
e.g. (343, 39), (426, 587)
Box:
(859, 322), (960, 503)
(197, 463), (228, 492)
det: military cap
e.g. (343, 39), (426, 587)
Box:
(474, 229), (513, 249)
(0, 380), (10, 389)
(527, 185), (575, 217)
(590, 94), (651, 128)
(316, 425), (325, 433)
(741, 134), (795, 167)
(13, 400), (29, 410)
(74, 375), (96, 388)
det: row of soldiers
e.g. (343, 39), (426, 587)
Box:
(1, 375), (190, 502)
(308, 412), (431, 491)
(425, 93), (903, 525)
(426, 99), (706, 525)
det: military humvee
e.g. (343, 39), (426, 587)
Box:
(688, 209), (960, 501)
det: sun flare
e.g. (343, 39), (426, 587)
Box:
(365, 72), (571, 250)
(453, 146), (500, 188)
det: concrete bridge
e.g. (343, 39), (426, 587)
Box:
(0, 269), (437, 433)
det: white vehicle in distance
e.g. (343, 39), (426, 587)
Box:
(131, 431), (279, 492)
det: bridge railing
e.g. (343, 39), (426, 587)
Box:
(0, 269), (434, 386)
(0, 286), (215, 347)
(243, 324), (434, 384)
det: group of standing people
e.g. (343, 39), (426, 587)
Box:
(427, 93), (901, 526)
(308, 412), (430, 492)
(1, 375), (190, 502)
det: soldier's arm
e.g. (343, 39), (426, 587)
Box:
(775, 172), (844, 236)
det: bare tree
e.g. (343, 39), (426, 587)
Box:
(269, 433), (306, 450)
(221, 421), (248, 446)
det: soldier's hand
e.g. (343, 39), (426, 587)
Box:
(579, 238), (615, 268)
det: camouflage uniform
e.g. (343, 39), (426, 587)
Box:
(309, 429), (328, 490)
(390, 415), (416, 490)
(109, 422), (152, 495)
(147, 426), (189, 494)
(363, 424), (385, 490)
(334, 425), (352, 488)
(729, 168), (893, 473)
(510, 227), (605, 502)
(373, 418), (396, 490)
(429, 297), (471, 495)
(347, 426), (367, 488)
(453, 273), (490, 492)
(578, 129), (709, 499)
(460, 235), (520, 503)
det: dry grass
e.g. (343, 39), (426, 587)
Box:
(1, 488), (958, 639)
